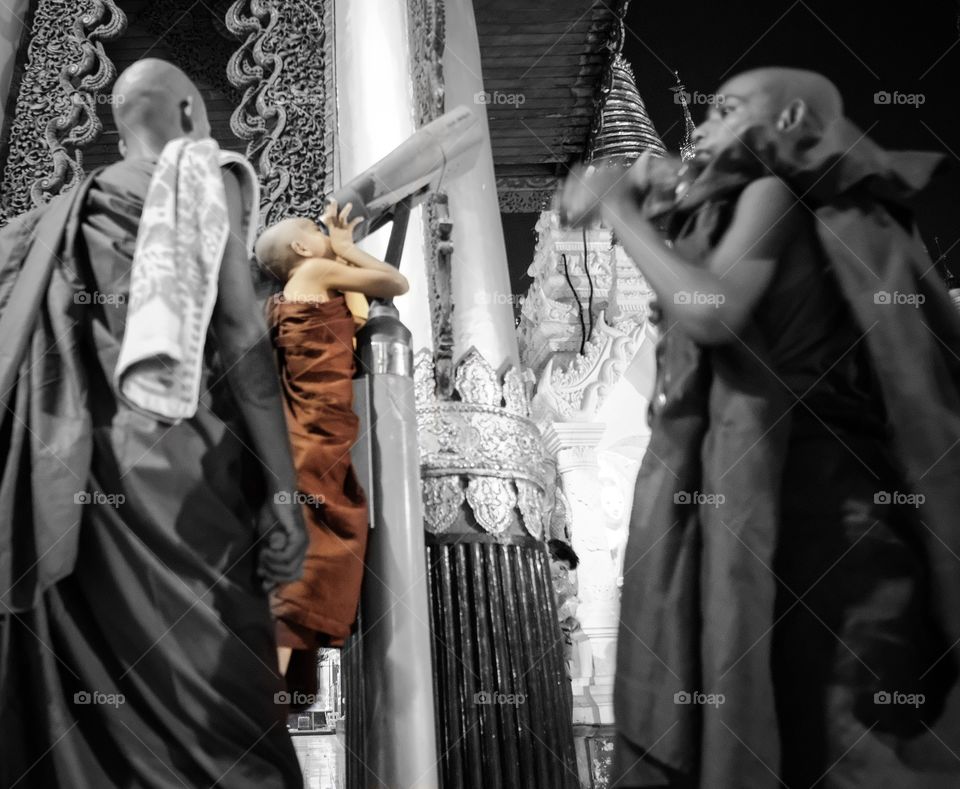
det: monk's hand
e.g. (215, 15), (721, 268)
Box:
(256, 491), (307, 589)
(323, 199), (364, 257)
(558, 161), (630, 228)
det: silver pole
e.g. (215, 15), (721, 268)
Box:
(351, 299), (439, 788)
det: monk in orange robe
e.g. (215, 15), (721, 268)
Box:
(255, 201), (409, 680)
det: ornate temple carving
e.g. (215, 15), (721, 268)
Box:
(495, 175), (558, 214)
(0, 0), (126, 223)
(530, 312), (654, 425)
(408, 0), (445, 129)
(408, 0), (457, 375)
(226, 0), (335, 228)
(415, 348), (551, 539)
(517, 210), (655, 377)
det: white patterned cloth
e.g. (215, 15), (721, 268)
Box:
(114, 139), (257, 422)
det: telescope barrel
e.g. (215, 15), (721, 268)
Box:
(325, 105), (483, 242)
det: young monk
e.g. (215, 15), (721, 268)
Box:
(255, 201), (408, 683)
(562, 68), (960, 788)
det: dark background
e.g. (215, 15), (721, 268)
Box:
(502, 0), (960, 295)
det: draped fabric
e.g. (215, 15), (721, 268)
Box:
(614, 124), (960, 788)
(0, 159), (302, 788)
(268, 294), (368, 649)
(114, 138), (231, 422)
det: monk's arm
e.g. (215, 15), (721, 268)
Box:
(603, 176), (802, 345)
(312, 256), (409, 300)
(323, 199), (409, 297)
(212, 167), (305, 582)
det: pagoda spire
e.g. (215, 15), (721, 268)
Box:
(586, 14), (666, 164)
(671, 70), (697, 161)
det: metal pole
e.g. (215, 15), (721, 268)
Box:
(349, 299), (439, 787)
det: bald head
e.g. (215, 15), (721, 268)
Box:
(112, 59), (210, 158)
(255, 218), (313, 281)
(720, 68), (843, 134)
(693, 67), (844, 161)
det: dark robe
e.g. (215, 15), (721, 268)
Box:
(613, 125), (960, 788)
(0, 160), (302, 788)
(267, 293), (368, 652)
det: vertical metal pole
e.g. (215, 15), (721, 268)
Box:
(352, 296), (439, 788)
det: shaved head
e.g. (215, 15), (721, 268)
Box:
(112, 58), (210, 157)
(693, 66), (844, 161)
(719, 67), (843, 134)
(255, 218), (314, 281)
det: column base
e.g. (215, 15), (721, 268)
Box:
(427, 532), (579, 789)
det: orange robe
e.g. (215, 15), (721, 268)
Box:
(268, 293), (368, 649)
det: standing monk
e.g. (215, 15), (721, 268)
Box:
(0, 59), (306, 787)
(562, 68), (960, 787)
(254, 202), (408, 684)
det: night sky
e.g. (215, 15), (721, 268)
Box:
(503, 0), (960, 294)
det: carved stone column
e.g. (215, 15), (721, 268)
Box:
(415, 349), (579, 789)
(404, 1), (579, 785)
(530, 316), (653, 730)
(544, 423), (641, 726)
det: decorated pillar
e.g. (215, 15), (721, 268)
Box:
(408, 1), (578, 786)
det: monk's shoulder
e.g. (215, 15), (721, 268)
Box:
(733, 176), (805, 239)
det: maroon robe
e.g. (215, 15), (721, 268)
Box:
(268, 293), (368, 651)
(614, 125), (960, 788)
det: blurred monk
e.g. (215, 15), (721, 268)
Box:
(563, 67), (960, 788)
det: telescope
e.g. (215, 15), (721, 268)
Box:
(326, 105), (483, 242)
